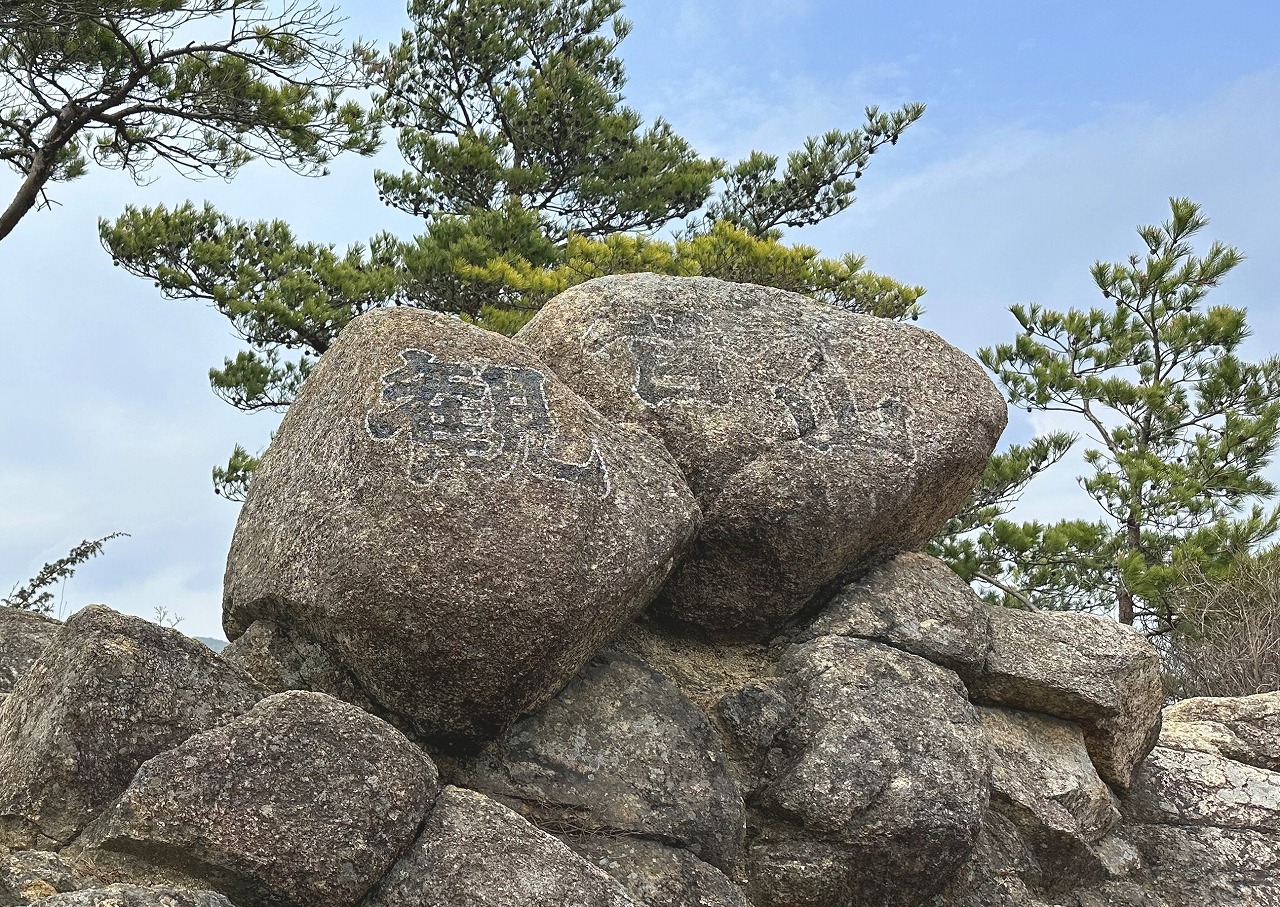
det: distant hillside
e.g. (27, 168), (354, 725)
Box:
(195, 636), (228, 653)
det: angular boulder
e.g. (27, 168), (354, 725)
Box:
(456, 650), (744, 868)
(799, 555), (1164, 792)
(1123, 744), (1280, 834)
(747, 636), (990, 907)
(362, 786), (637, 907)
(979, 707), (1119, 889)
(74, 692), (437, 907)
(1119, 745), (1280, 906)
(224, 306), (701, 747)
(517, 273), (1006, 637)
(966, 607), (1163, 790)
(0, 607), (265, 848)
(1159, 691), (1280, 773)
(801, 552), (991, 676)
(0, 607), (60, 697)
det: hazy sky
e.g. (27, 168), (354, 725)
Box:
(3, 1), (1279, 638)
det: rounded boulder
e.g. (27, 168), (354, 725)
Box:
(517, 274), (1006, 638)
(224, 307), (701, 747)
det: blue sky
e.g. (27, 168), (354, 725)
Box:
(2, 1), (1278, 637)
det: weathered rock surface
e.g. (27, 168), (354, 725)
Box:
(800, 553), (1164, 791)
(748, 636), (989, 907)
(979, 707), (1119, 889)
(0, 609), (60, 697)
(566, 836), (751, 907)
(0, 607), (265, 848)
(517, 273), (1006, 638)
(361, 786), (637, 907)
(966, 606), (1163, 790)
(75, 692), (437, 907)
(933, 809), (1056, 907)
(1159, 691), (1280, 773)
(1120, 823), (1280, 907)
(715, 677), (798, 779)
(944, 717), (1280, 907)
(801, 552), (990, 676)
(27, 888), (233, 907)
(612, 618), (777, 712)
(1118, 742), (1280, 907)
(1, 849), (83, 905)
(1124, 743), (1280, 836)
(778, 554), (1169, 903)
(931, 695), (1280, 905)
(934, 809), (1158, 907)
(456, 650), (744, 868)
(224, 306), (701, 747)
(219, 619), (375, 712)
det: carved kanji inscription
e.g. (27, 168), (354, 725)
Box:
(366, 350), (609, 496)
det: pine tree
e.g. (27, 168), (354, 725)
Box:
(99, 0), (925, 501)
(0, 0), (379, 242)
(969, 199), (1280, 633)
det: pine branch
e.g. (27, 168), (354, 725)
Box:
(4, 531), (129, 612)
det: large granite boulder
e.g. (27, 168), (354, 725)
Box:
(1127, 746), (1280, 830)
(224, 306), (701, 748)
(0, 607), (265, 849)
(746, 636), (990, 907)
(5, 281), (1275, 907)
(0, 608), (60, 697)
(455, 650), (744, 869)
(517, 273), (1006, 637)
(361, 786), (638, 907)
(73, 692), (437, 907)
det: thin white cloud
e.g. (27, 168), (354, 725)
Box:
(635, 62), (921, 178)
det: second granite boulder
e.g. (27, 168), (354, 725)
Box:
(518, 274), (1006, 637)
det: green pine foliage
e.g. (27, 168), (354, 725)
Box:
(374, 0), (719, 242)
(98, 0), (926, 502)
(0, 1), (380, 242)
(951, 199), (1280, 633)
(927, 431), (1076, 609)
